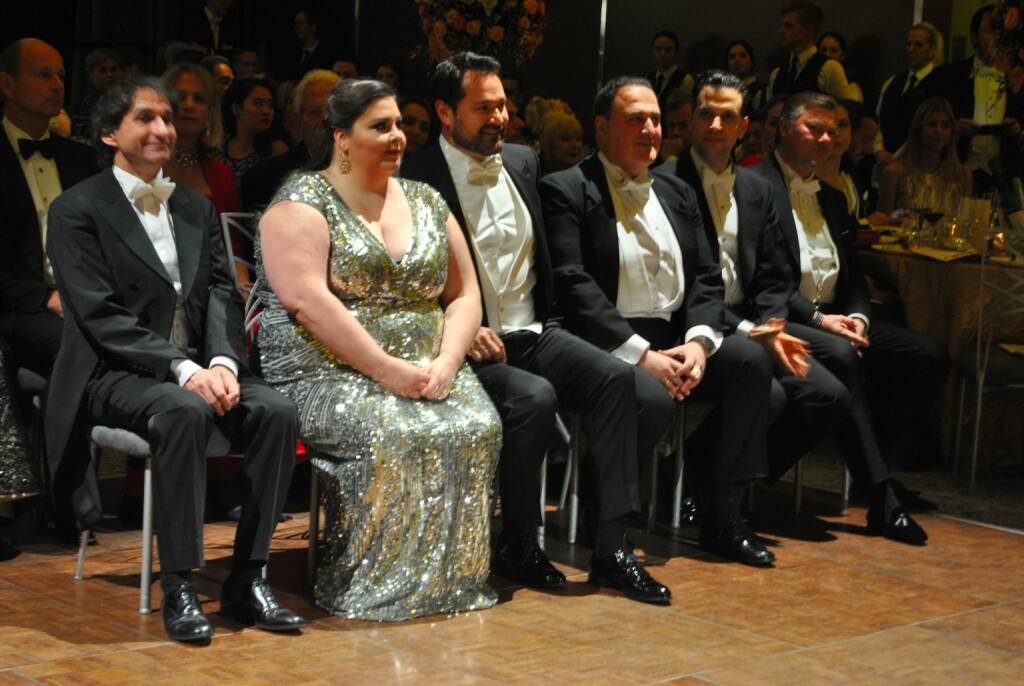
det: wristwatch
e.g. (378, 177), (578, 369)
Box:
(690, 335), (715, 356)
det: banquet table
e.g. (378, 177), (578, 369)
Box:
(857, 243), (1024, 471)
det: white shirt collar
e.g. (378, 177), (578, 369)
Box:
(3, 117), (51, 148)
(597, 151), (651, 188)
(690, 147), (733, 183)
(439, 134), (501, 184)
(794, 45), (817, 66)
(910, 62), (934, 81)
(775, 150), (813, 186)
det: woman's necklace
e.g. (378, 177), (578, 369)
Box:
(172, 148), (200, 166)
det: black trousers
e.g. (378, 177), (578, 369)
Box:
(0, 310), (62, 376)
(789, 320), (947, 484)
(473, 326), (674, 526)
(628, 319), (773, 487)
(84, 369), (297, 573)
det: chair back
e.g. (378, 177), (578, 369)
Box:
(220, 212), (259, 296)
(976, 229), (1024, 379)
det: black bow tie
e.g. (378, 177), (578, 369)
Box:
(18, 137), (55, 160)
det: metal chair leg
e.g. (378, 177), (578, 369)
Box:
(307, 464), (320, 588)
(670, 406), (685, 528)
(567, 415), (582, 545)
(969, 375), (985, 496)
(73, 530), (89, 581)
(841, 467), (851, 514)
(647, 448), (658, 532)
(139, 458), (154, 614)
(538, 455), (547, 550)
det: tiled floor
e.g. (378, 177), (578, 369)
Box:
(0, 498), (1022, 685)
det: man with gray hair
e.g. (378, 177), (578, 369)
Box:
(751, 92), (948, 545)
(241, 69), (340, 210)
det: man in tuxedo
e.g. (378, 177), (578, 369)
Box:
(658, 89), (692, 163)
(874, 22), (941, 164)
(403, 52), (674, 604)
(177, 0), (238, 55)
(283, 8), (334, 83)
(654, 69), (848, 499)
(241, 69), (339, 211)
(45, 76), (304, 642)
(750, 92), (948, 544)
(647, 30), (693, 115)
(925, 4), (1023, 189)
(0, 39), (96, 376)
(540, 76), (777, 567)
(767, 2), (852, 100)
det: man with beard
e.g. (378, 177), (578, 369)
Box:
(402, 52), (674, 605)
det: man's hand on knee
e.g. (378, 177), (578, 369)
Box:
(185, 367), (238, 416)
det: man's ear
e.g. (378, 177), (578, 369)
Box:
(0, 72), (14, 100)
(100, 130), (118, 150)
(435, 100), (453, 130)
(737, 115), (749, 141)
(594, 115), (607, 144)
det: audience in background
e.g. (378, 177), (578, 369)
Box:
(537, 111), (584, 175)
(659, 88), (693, 162)
(647, 29), (694, 113)
(233, 46), (262, 78)
(201, 54), (234, 93)
(219, 76), (287, 180)
(397, 94), (433, 156)
(375, 63), (401, 92)
(332, 57), (358, 80)
(875, 22), (943, 163)
(768, 2), (855, 101)
(817, 32), (864, 102)
(71, 48), (121, 136)
(725, 39), (766, 114)
(815, 99), (860, 216)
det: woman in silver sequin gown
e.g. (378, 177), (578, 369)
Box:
(252, 80), (501, 621)
(0, 336), (40, 503)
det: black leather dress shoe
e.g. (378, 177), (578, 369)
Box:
(221, 576), (305, 632)
(588, 548), (672, 605)
(493, 541), (566, 589)
(701, 518), (776, 567)
(162, 582), (213, 643)
(867, 506), (928, 546)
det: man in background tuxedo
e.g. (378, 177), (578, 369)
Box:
(46, 76), (303, 642)
(647, 30), (693, 115)
(751, 92), (948, 545)
(654, 69), (848, 504)
(540, 76), (777, 567)
(403, 53), (674, 604)
(767, 2), (852, 100)
(177, 0), (238, 55)
(0, 38), (96, 376)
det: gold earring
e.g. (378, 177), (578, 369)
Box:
(337, 150), (351, 174)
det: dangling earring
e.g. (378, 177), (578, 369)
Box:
(337, 149), (352, 174)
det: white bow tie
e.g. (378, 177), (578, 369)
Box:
(789, 176), (820, 196)
(704, 170), (734, 196)
(129, 176), (176, 213)
(617, 175), (653, 204)
(467, 155), (503, 186)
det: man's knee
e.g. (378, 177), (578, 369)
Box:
(148, 389), (216, 439)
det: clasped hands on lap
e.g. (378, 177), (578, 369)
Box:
(374, 351), (459, 401)
(185, 365), (240, 416)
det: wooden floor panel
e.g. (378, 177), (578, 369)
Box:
(1, 508), (1022, 684)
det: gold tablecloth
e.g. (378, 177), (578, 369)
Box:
(859, 248), (1024, 471)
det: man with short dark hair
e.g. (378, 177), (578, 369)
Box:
(767, 2), (852, 100)
(177, 0), (237, 55)
(655, 70), (849, 500)
(233, 47), (262, 78)
(46, 76), (304, 642)
(541, 75), (778, 568)
(287, 8), (333, 82)
(659, 88), (692, 162)
(647, 30), (693, 114)
(751, 92), (948, 544)
(403, 53), (674, 604)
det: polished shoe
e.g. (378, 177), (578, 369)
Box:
(493, 540), (566, 589)
(867, 505), (928, 546)
(891, 481), (938, 512)
(701, 518), (776, 567)
(221, 576), (305, 632)
(162, 582), (213, 643)
(588, 548), (672, 605)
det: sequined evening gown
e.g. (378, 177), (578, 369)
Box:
(0, 338), (40, 502)
(251, 172), (502, 621)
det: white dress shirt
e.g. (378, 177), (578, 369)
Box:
(439, 136), (541, 336)
(598, 153), (722, 364)
(4, 117), (62, 285)
(967, 58), (1006, 174)
(768, 45), (856, 100)
(690, 149), (754, 336)
(775, 152), (869, 327)
(111, 166), (238, 385)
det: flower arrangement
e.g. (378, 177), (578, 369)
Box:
(413, 0), (547, 68)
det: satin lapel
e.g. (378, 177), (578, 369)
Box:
(426, 144), (468, 234)
(652, 175), (698, 287)
(53, 137), (83, 191)
(763, 157), (801, 268)
(733, 170), (761, 287)
(96, 169), (173, 285)
(169, 190), (201, 298)
(580, 156), (621, 303)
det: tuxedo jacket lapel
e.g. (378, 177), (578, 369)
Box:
(95, 169), (173, 287)
(0, 134), (39, 234)
(169, 190), (201, 299)
(673, 152), (717, 254)
(579, 155), (622, 305)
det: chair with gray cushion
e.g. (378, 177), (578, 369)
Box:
(73, 425), (233, 614)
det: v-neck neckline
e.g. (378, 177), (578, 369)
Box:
(318, 171), (413, 265)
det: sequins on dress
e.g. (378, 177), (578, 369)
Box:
(0, 339), (40, 502)
(252, 172), (501, 621)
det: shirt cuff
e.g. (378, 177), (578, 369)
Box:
(736, 319), (755, 337)
(210, 355), (239, 378)
(611, 334), (651, 366)
(684, 325), (723, 356)
(170, 359), (202, 387)
(849, 313), (870, 332)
